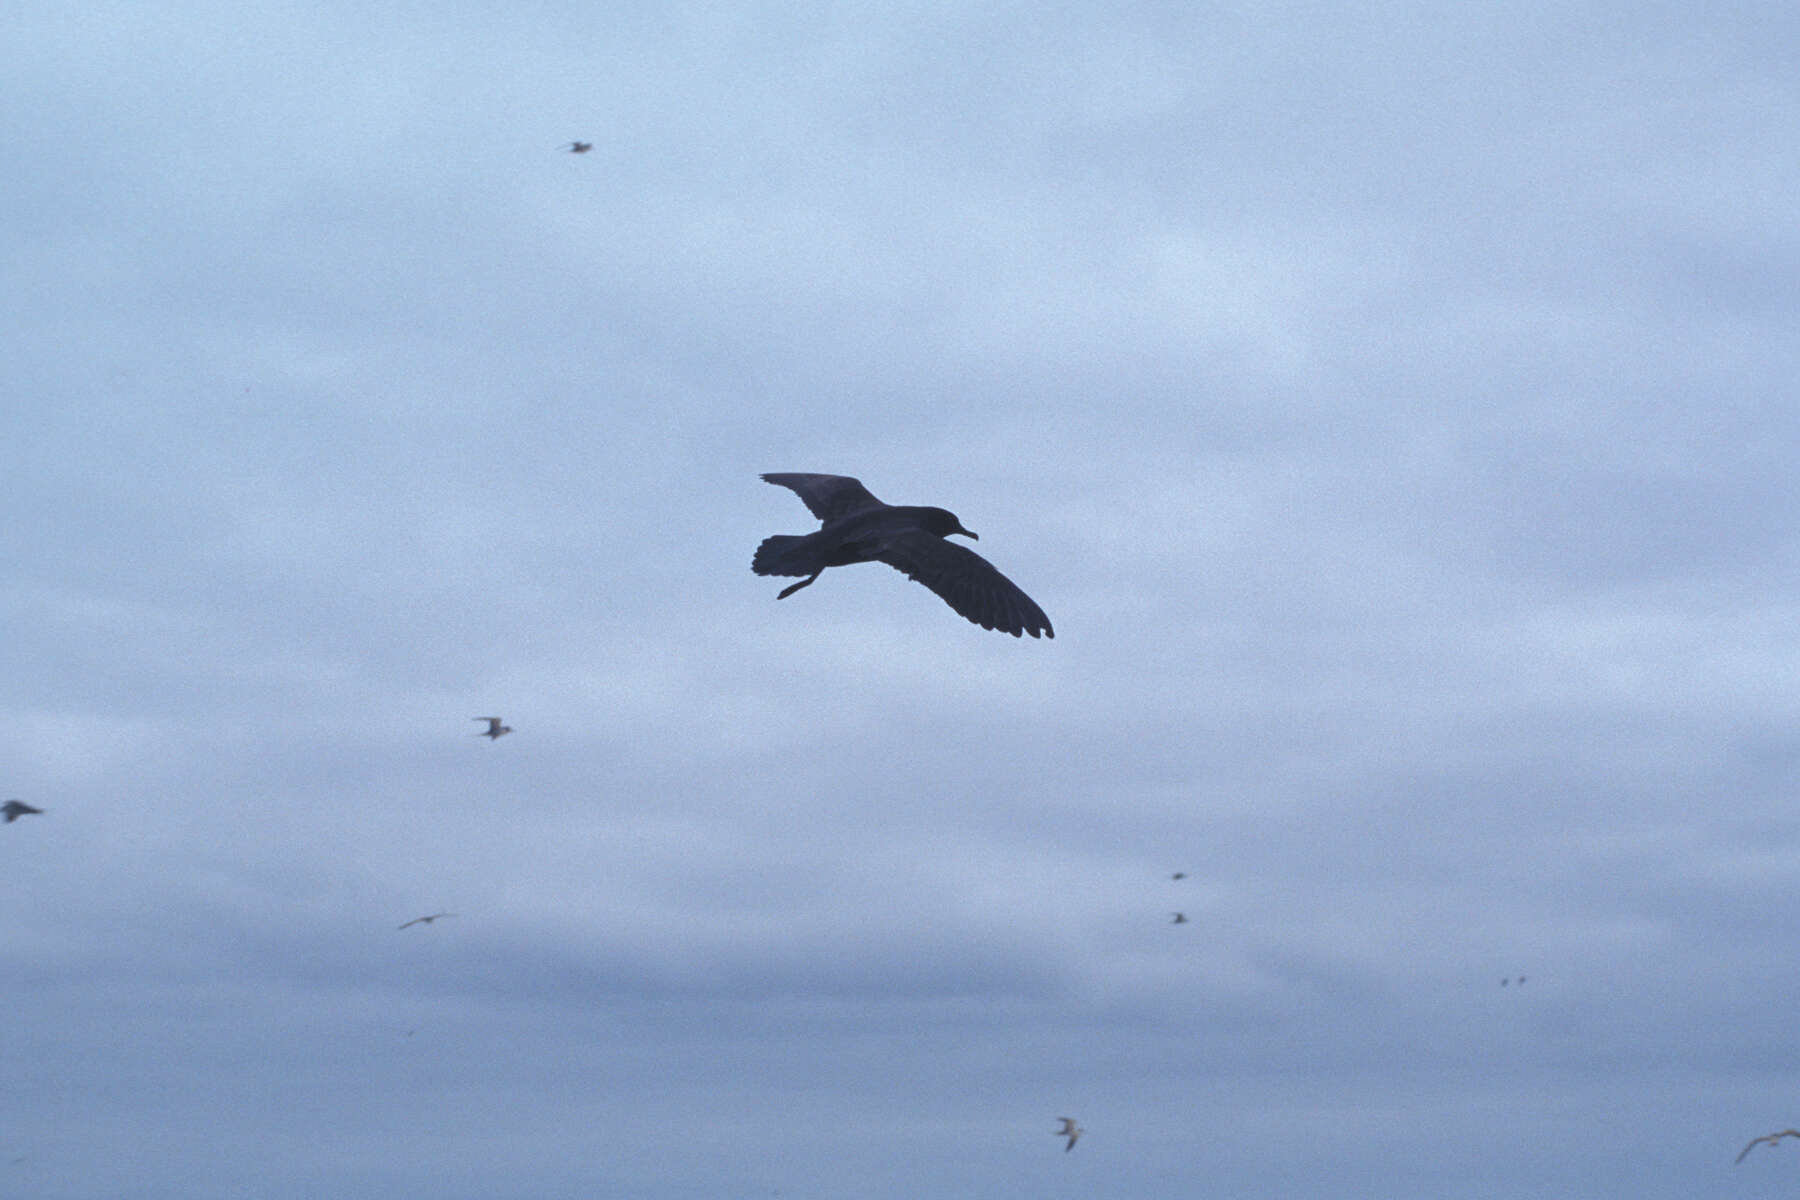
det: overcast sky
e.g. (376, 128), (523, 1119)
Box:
(6, 2), (1800, 1197)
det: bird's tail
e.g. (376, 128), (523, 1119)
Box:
(753, 535), (816, 578)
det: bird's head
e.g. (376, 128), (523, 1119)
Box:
(922, 507), (977, 540)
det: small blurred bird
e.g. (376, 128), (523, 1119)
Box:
(399, 913), (455, 930)
(1170, 871), (1187, 880)
(474, 717), (511, 740)
(1171, 912), (1188, 924)
(1737, 1129), (1800, 1163)
(1055, 1117), (1082, 1152)
(562, 141), (592, 153)
(3, 800), (43, 823)
(754, 473), (1052, 638)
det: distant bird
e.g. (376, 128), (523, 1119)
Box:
(1055, 1117), (1082, 1152)
(754, 473), (1053, 638)
(2, 800), (43, 823)
(474, 717), (511, 740)
(1737, 1129), (1800, 1163)
(1171, 912), (1188, 924)
(562, 141), (592, 153)
(1170, 872), (1187, 880)
(1501, 975), (1526, 987)
(398, 912), (455, 930)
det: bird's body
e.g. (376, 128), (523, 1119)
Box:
(562, 141), (592, 153)
(1171, 912), (1188, 924)
(1055, 1117), (1082, 1152)
(1737, 1129), (1800, 1163)
(2, 800), (43, 823)
(398, 913), (455, 930)
(474, 717), (511, 740)
(1170, 871), (1187, 880)
(753, 473), (1052, 638)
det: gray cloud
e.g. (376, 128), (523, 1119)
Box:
(6, 3), (1800, 1198)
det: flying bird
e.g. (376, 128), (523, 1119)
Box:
(562, 141), (592, 153)
(398, 913), (456, 930)
(753, 473), (1053, 638)
(1170, 872), (1187, 880)
(1171, 912), (1188, 924)
(1737, 1129), (1800, 1163)
(2, 800), (43, 823)
(474, 717), (511, 740)
(1055, 1117), (1082, 1152)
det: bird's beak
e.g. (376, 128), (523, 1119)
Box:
(961, 527), (979, 540)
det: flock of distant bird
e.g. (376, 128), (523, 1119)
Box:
(11, 469), (1793, 1162)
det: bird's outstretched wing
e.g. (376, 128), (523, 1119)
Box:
(878, 533), (1053, 638)
(761, 474), (884, 523)
(399, 913), (454, 930)
(1738, 1131), (1800, 1163)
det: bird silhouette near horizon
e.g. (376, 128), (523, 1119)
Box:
(753, 473), (1053, 638)
(1055, 1117), (1082, 1152)
(398, 913), (456, 930)
(3, 800), (43, 823)
(561, 141), (592, 153)
(1737, 1129), (1800, 1163)
(474, 717), (511, 740)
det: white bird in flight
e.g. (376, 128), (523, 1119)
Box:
(1055, 1117), (1081, 1152)
(474, 717), (511, 740)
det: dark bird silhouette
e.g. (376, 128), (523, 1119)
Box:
(562, 141), (592, 153)
(1171, 912), (1188, 924)
(753, 473), (1053, 638)
(474, 717), (511, 740)
(2, 800), (43, 823)
(398, 912), (455, 930)
(1738, 1129), (1800, 1163)
(1055, 1117), (1082, 1151)
(1170, 871), (1187, 880)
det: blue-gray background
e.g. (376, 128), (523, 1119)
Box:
(6, 3), (1799, 1197)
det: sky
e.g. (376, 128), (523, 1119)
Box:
(5, 2), (1800, 1196)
